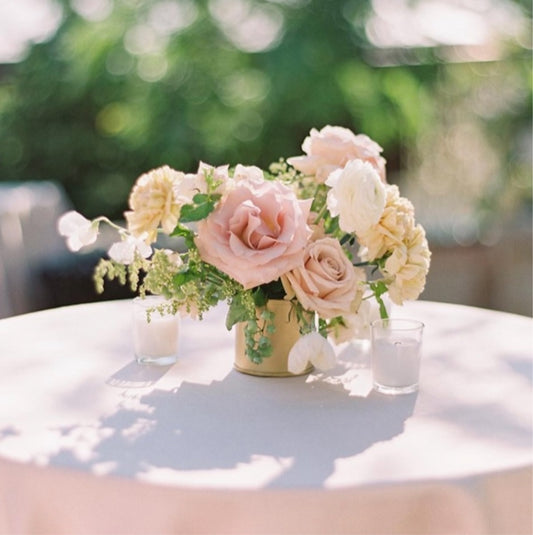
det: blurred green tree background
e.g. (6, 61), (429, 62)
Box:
(0, 0), (531, 235)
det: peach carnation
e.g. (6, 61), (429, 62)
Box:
(383, 224), (431, 304)
(357, 185), (416, 261)
(125, 165), (184, 243)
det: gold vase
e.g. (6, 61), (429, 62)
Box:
(234, 299), (313, 377)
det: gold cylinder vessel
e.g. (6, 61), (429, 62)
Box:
(234, 299), (313, 377)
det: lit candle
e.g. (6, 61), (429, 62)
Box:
(133, 296), (180, 366)
(371, 319), (424, 395)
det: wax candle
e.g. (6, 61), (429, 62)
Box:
(371, 319), (424, 395)
(133, 296), (180, 365)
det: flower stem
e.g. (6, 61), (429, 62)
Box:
(313, 201), (328, 224)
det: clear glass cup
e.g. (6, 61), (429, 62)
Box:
(371, 318), (424, 395)
(133, 296), (180, 366)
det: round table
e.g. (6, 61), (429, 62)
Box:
(0, 299), (531, 534)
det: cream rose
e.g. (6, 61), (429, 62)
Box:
(281, 237), (366, 319)
(383, 224), (431, 305)
(287, 125), (387, 183)
(195, 178), (312, 289)
(357, 185), (416, 261)
(125, 165), (184, 243)
(326, 159), (386, 235)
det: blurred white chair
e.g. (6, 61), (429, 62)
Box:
(0, 181), (71, 318)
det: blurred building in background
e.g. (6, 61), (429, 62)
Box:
(0, 0), (531, 318)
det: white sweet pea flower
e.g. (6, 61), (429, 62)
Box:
(57, 211), (99, 252)
(108, 233), (152, 265)
(326, 159), (386, 235)
(288, 332), (336, 375)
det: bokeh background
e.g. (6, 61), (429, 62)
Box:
(0, 0), (531, 318)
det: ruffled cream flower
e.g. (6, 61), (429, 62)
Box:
(383, 224), (431, 305)
(357, 185), (415, 261)
(125, 165), (184, 243)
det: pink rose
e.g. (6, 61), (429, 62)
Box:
(287, 125), (386, 183)
(195, 179), (312, 289)
(281, 237), (365, 319)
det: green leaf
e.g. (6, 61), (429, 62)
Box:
(192, 193), (209, 204)
(179, 202), (215, 222)
(370, 281), (389, 319)
(170, 224), (193, 239)
(225, 295), (251, 330)
(173, 269), (196, 288)
(252, 287), (268, 307)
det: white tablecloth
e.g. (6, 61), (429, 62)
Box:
(0, 300), (531, 534)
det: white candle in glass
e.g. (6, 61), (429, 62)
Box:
(133, 296), (180, 365)
(371, 319), (424, 395)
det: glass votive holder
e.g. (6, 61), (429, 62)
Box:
(133, 296), (180, 366)
(371, 318), (424, 395)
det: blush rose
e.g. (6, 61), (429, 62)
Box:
(287, 125), (387, 183)
(195, 178), (312, 289)
(281, 237), (366, 319)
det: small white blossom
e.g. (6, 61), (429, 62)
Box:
(288, 332), (336, 374)
(57, 211), (99, 252)
(161, 248), (183, 267)
(196, 161), (231, 194)
(330, 297), (386, 344)
(108, 233), (152, 264)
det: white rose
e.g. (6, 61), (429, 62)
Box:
(326, 160), (386, 235)
(57, 211), (99, 252)
(288, 332), (336, 374)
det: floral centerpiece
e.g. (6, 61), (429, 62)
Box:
(58, 125), (431, 375)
